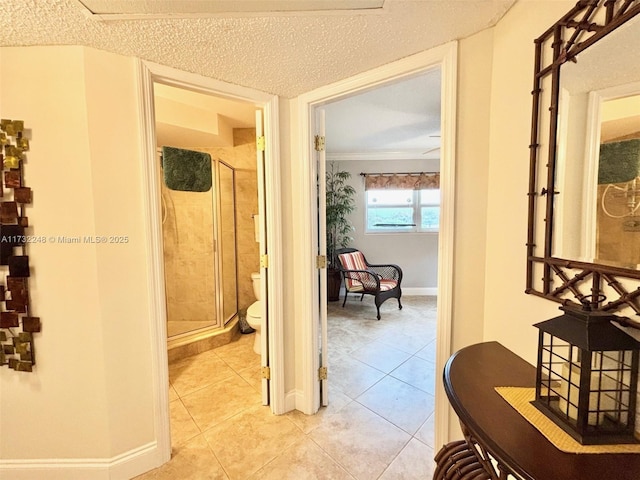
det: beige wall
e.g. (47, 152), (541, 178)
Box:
(452, 27), (493, 352)
(453, 2), (576, 355)
(0, 46), (156, 464)
(481, 0), (575, 362)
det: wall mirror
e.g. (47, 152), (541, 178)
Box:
(527, 0), (640, 321)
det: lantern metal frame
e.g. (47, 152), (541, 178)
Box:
(532, 306), (640, 445)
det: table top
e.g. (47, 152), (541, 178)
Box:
(443, 341), (640, 480)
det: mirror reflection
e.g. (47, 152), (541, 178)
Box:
(554, 14), (640, 269)
(596, 95), (640, 268)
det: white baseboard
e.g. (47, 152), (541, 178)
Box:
(403, 287), (437, 296)
(339, 287), (437, 296)
(0, 441), (163, 480)
(289, 388), (308, 413)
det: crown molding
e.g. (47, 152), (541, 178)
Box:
(326, 150), (440, 161)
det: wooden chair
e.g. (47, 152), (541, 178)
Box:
(336, 248), (402, 320)
(433, 440), (493, 480)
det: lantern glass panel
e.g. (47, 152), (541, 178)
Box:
(589, 351), (634, 426)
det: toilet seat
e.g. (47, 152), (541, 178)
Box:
(247, 301), (261, 319)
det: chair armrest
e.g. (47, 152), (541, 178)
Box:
(342, 269), (381, 291)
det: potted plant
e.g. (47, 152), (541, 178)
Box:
(326, 162), (356, 301)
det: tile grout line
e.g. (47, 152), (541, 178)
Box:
(161, 297), (437, 479)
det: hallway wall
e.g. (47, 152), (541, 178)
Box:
(0, 2), (594, 477)
(0, 46), (156, 473)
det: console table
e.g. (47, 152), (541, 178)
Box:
(436, 341), (640, 479)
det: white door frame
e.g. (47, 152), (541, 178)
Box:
(293, 42), (457, 448)
(137, 59), (286, 461)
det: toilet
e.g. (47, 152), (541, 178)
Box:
(246, 272), (262, 354)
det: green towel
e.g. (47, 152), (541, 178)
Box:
(598, 139), (640, 184)
(162, 146), (212, 192)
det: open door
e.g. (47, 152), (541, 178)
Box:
(316, 108), (329, 407)
(256, 109), (270, 405)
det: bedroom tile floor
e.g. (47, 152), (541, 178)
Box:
(135, 296), (438, 480)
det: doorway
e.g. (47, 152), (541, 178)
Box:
(295, 43), (457, 449)
(319, 69), (442, 447)
(137, 60), (285, 461)
(153, 82), (254, 347)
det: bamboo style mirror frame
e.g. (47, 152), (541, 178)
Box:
(527, 0), (640, 323)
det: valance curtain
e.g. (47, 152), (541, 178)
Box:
(363, 172), (440, 190)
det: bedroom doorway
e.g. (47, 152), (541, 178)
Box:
(295, 42), (457, 450)
(318, 69), (442, 448)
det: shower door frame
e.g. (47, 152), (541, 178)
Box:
(214, 160), (240, 328)
(138, 59), (285, 465)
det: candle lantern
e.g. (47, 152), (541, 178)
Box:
(532, 305), (640, 445)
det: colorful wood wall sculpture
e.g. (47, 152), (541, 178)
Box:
(0, 120), (38, 372)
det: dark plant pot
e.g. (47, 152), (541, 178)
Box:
(327, 268), (342, 302)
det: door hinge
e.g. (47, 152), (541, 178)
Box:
(316, 255), (327, 269)
(318, 366), (328, 380)
(257, 135), (265, 151)
(260, 254), (269, 268)
(261, 366), (271, 379)
(314, 135), (325, 152)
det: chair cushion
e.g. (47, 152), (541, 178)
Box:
(379, 279), (397, 291)
(338, 251), (369, 291)
(339, 251), (367, 271)
(339, 251), (398, 293)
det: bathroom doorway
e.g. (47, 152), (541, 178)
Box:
(153, 82), (260, 356)
(139, 60), (285, 462)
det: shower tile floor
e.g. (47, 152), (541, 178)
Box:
(135, 296), (438, 480)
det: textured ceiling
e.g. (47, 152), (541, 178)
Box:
(0, 0), (517, 98)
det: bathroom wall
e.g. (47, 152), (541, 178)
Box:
(203, 128), (259, 312)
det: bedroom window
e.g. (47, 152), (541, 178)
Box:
(366, 188), (440, 233)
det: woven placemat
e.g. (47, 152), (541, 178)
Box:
(495, 387), (640, 454)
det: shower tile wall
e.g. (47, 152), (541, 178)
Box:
(162, 184), (217, 332)
(204, 128), (259, 312)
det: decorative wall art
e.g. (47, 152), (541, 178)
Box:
(0, 119), (39, 372)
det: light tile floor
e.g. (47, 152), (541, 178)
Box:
(135, 296), (437, 480)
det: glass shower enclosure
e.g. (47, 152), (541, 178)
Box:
(160, 154), (239, 339)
